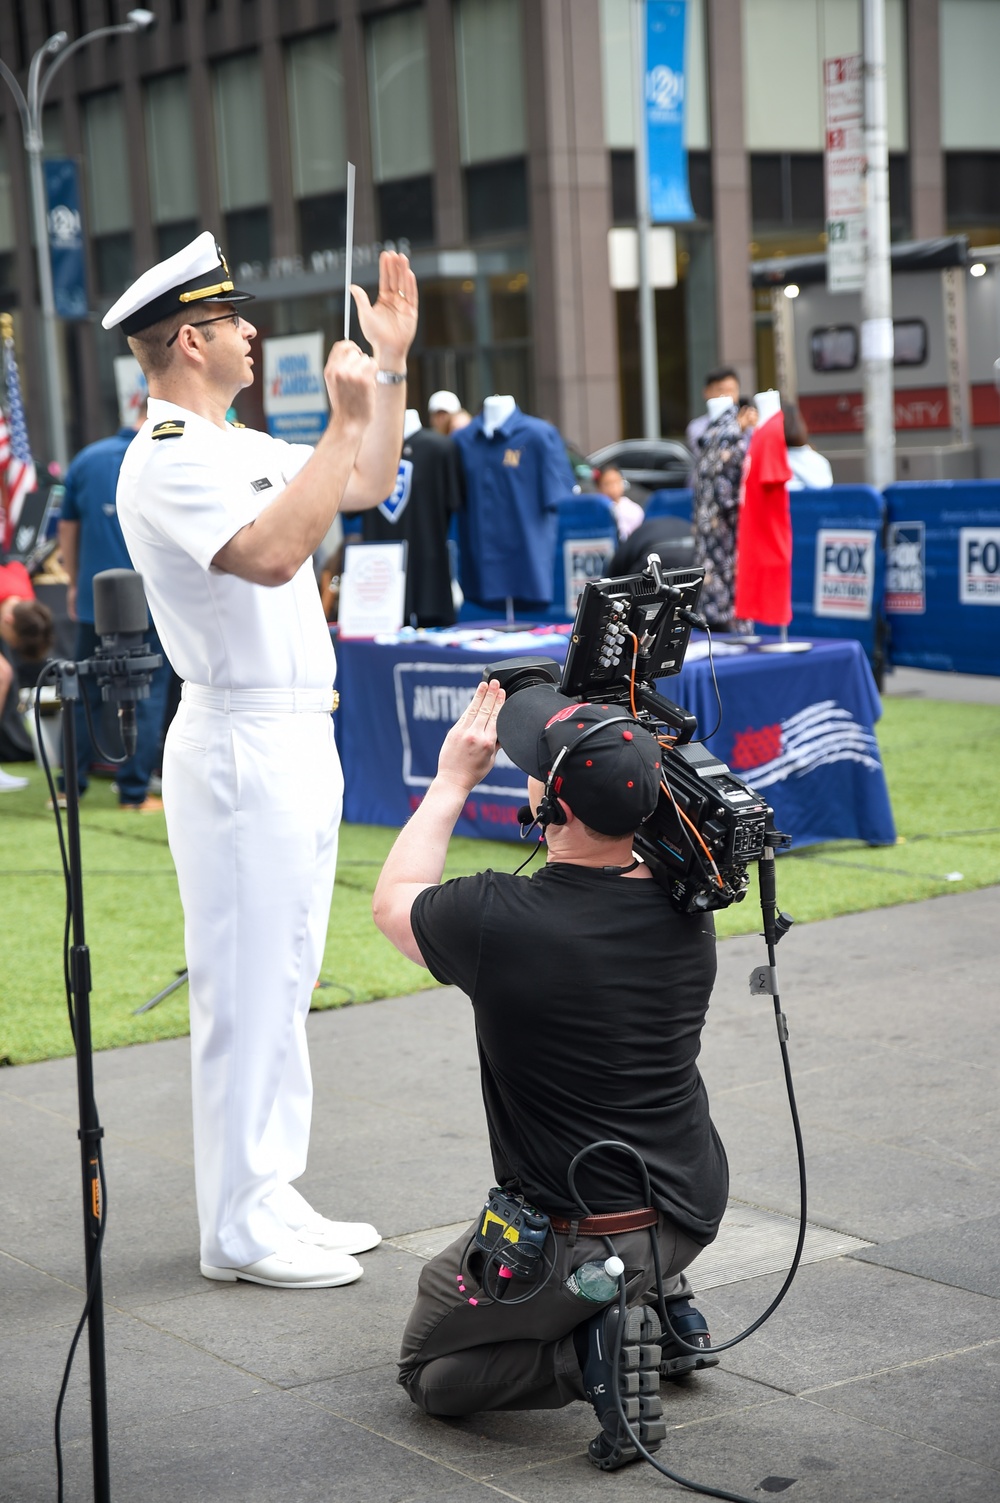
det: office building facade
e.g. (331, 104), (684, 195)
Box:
(1, 0), (998, 466)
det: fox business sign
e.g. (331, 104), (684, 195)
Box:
(960, 528), (1000, 605)
(813, 529), (876, 618)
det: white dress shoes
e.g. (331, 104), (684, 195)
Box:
(200, 1236), (364, 1289)
(286, 1210), (382, 1256)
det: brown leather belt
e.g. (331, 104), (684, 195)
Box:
(549, 1207), (658, 1236)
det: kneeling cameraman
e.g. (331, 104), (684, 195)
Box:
(373, 677), (728, 1470)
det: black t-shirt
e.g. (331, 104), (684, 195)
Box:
(360, 426), (461, 626)
(410, 863), (728, 1244)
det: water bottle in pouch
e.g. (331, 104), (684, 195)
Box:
(564, 1256), (625, 1302)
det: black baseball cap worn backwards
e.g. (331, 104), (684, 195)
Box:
(496, 685), (662, 836)
(101, 231), (255, 337)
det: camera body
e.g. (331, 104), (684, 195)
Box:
(486, 558), (772, 912)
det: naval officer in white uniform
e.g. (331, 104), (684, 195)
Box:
(104, 232), (418, 1288)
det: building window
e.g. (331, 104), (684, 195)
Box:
(93, 232), (134, 298)
(465, 159), (528, 240)
(750, 154), (823, 230)
(298, 194), (348, 261)
(84, 90), (133, 298)
(946, 153), (1000, 230)
(367, 9), (434, 184)
(84, 90), (132, 236)
(214, 53), (271, 265)
(224, 206), (272, 271)
(286, 31), (347, 199)
(157, 220), (199, 260)
(377, 177), (434, 247)
(145, 72), (198, 243)
(750, 152), (908, 240)
(286, 31), (348, 260)
(455, 0), (526, 164)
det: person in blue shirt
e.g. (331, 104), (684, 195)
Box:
(57, 403), (171, 810)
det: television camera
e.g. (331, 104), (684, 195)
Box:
(486, 555), (776, 913)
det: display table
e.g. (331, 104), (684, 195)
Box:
(334, 630), (896, 849)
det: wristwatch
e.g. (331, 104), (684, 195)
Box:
(376, 369), (406, 385)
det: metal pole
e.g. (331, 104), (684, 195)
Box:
(60, 671), (112, 1503)
(0, 14), (156, 476)
(861, 0), (894, 489)
(0, 53), (68, 475)
(26, 125), (69, 475)
(633, 0), (661, 439)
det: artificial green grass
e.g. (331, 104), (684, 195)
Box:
(1, 694), (998, 1065)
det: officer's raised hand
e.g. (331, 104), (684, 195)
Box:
(350, 250), (419, 369)
(324, 341), (377, 431)
(437, 680), (506, 794)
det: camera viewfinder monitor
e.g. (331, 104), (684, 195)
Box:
(559, 566), (705, 704)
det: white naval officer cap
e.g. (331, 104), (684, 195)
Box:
(101, 231), (255, 337)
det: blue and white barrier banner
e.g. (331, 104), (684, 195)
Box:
(960, 528), (1000, 604)
(646, 0), (695, 224)
(885, 521), (925, 613)
(262, 332), (327, 444)
(392, 661), (527, 835)
(884, 482), (1000, 674)
(813, 527), (877, 618)
(563, 537), (616, 615)
(44, 159), (88, 320)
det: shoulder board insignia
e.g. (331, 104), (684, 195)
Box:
(229, 420), (246, 429)
(151, 420), (186, 440)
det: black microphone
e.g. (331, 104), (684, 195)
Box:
(92, 570), (161, 758)
(517, 804), (534, 827)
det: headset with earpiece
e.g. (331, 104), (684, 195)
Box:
(529, 714), (637, 829)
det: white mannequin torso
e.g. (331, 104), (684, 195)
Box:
(753, 389), (781, 425)
(482, 394), (516, 438)
(706, 396), (736, 422)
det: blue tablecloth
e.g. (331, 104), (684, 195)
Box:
(334, 632), (895, 848)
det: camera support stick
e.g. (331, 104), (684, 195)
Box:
(58, 664), (112, 1503)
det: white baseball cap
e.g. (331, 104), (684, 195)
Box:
(102, 231), (254, 336)
(427, 390), (461, 415)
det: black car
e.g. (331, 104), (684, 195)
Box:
(586, 438), (693, 502)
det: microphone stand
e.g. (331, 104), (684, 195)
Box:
(49, 568), (161, 1503)
(54, 657), (112, 1503)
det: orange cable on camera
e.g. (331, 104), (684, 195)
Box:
(659, 775), (724, 889)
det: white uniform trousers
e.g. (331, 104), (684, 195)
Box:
(163, 689), (343, 1267)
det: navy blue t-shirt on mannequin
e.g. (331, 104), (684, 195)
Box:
(453, 406), (574, 606)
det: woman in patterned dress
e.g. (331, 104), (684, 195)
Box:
(692, 400), (757, 628)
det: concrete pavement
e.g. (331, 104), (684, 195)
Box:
(3, 880), (999, 1502)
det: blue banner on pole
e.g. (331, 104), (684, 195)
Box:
(43, 159), (88, 320)
(645, 0), (695, 223)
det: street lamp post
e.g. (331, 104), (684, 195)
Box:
(0, 10), (155, 476)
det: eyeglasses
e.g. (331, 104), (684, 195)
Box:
(166, 311), (243, 347)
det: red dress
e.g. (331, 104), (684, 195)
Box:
(0, 558), (35, 606)
(733, 412), (793, 627)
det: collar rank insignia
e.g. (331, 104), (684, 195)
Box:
(151, 420), (185, 440)
(251, 477), (273, 492)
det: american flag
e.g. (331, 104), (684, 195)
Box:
(1, 328), (37, 550)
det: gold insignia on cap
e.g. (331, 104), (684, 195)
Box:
(178, 280), (235, 303)
(151, 420), (186, 440)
